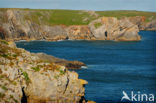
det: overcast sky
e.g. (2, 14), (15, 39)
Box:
(0, 0), (156, 12)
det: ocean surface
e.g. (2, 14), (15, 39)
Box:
(16, 31), (156, 103)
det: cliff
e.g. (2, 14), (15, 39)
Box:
(128, 16), (156, 30)
(0, 40), (89, 103)
(89, 17), (140, 41)
(35, 53), (86, 69)
(0, 9), (156, 41)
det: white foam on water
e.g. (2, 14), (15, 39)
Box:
(81, 66), (88, 69)
(57, 40), (64, 42)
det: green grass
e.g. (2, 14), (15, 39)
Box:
(0, 75), (4, 79)
(23, 72), (30, 82)
(0, 54), (9, 58)
(22, 9), (156, 25)
(0, 8), (156, 25)
(0, 40), (8, 45)
(94, 22), (102, 28)
(23, 9), (97, 26)
(96, 10), (156, 22)
(59, 70), (65, 75)
(31, 66), (40, 72)
(1, 86), (8, 91)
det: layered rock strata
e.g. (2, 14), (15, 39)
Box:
(0, 9), (149, 41)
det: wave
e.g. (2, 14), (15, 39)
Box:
(81, 66), (88, 69)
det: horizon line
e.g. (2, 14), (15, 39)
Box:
(0, 7), (156, 13)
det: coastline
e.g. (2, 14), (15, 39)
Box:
(0, 9), (156, 42)
(0, 40), (91, 103)
(0, 8), (156, 103)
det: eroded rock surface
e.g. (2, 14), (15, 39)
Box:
(0, 9), (145, 42)
(89, 17), (141, 41)
(128, 16), (156, 30)
(35, 53), (86, 69)
(0, 41), (88, 103)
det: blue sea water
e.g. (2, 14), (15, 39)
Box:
(16, 31), (156, 103)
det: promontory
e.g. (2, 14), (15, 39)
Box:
(0, 8), (156, 41)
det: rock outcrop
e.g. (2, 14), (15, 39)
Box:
(128, 16), (156, 30)
(0, 40), (88, 103)
(0, 9), (145, 42)
(35, 53), (86, 69)
(89, 17), (141, 41)
(66, 25), (95, 40)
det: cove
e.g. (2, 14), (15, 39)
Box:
(16, 31), (156, 103)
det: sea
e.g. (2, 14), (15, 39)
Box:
(16, 31), (156, 103)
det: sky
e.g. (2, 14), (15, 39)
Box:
(0, 0), (156, 12)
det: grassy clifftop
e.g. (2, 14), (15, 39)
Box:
(0, 8), (156, 26)
(97, 10), (156, 21)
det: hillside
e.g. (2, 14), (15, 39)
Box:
(0, 8), (156, 26)
(0, 8), (156, 42)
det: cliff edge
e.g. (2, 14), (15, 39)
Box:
(1, 9), (155, 41)
(89, 17), (141, 41)
(0, 40), (89, 103)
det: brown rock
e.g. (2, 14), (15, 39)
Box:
(0, 41), (88, 103)
(35, 53), (86, 69)
(89, 17), (141, 41)
(67, 25), (95, 40)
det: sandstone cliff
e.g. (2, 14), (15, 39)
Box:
(0, 40), (88, 103)
(0, 9), (155, 41)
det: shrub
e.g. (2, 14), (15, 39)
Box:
(0, 40), (8, 45)
(59, 70), (65, 75)
(31, 66), (40, 72)
(1, 85), (8, 91)
(12, 54), (17, 58)
(23, 72), (30, 82)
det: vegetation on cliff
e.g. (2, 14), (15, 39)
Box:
(97, 10), (156, 22)
(0, 40), (88, 103)
(0, 8), (155, 41)
(0, 8), (156, 26)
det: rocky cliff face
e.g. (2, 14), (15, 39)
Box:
(89, 17), (141, 41)
(0, 9), (155, 41)
(128, 16), (156, 30)
(35, 53), (86, 69)
(0, 40), (88, 103)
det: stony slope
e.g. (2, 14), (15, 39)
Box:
(0, 40), (89, 103)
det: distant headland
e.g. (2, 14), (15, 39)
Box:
(0, 8), (156, 42)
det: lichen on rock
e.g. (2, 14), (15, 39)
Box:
(0, 40), (88, 103)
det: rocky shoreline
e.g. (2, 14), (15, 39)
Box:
(0, 9), (156, 103)
(35, 53), (86, 69)
(0, 40), (93, 103)
(0, 9), (155, 42)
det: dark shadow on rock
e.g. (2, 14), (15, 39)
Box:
(21, 87), (27, 103)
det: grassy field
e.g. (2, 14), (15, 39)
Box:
(23, 9), (97, 26)
(0, 8), (156, 25)
(96, 10), (156, 22)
